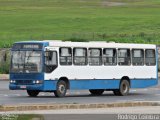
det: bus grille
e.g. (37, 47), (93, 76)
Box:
(16, 80), (33, 85)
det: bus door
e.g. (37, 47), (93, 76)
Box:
(44, 50), (58, 73)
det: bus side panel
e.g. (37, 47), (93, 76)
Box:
(43, 80), (58, 90)
(69, 79), (120, 90)
(42, 79), (120, 91)
(42, 79), (158, 91)
(130, 79), (158, 88)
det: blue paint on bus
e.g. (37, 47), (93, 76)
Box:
(9, 79), (158, 91)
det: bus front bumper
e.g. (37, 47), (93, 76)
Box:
(9, 84), (43, 90)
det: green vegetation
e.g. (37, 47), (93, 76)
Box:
(0, 0), (160, 47)
(0, 114), (44, 120)
(0, 62), (9, 74)
(17, 114), (43, 120)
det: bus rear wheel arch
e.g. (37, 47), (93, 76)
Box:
(113, 77), (130, 96)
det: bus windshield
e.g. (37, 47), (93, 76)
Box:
(11, 51), (42, 73)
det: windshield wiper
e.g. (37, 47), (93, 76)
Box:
(26, 50), (34, 62)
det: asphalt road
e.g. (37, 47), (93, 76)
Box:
(0, 80), (160, 105)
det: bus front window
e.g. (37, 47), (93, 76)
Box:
(11, 51), (42, 73)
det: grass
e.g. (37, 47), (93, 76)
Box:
(0, 0), (160, 47)
(17, 114), (43, 120)
(0, 114), (44, 120)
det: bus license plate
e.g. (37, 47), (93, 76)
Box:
(20, 86), (26, 89)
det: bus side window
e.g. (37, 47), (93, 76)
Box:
(103, 48), (117, 66)
(59, 47), (72, 65)
(118, 49), (131, 66)
(45, 51), (58, 73)
(88, 48), (102, 66)
(73, 48), (87, 65)
(132, 49), (144, 66)
(145, 49), (156, 66)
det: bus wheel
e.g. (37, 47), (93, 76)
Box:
(113, 80), (130, 96)
(27, 90), (39, 97)
(54, 80), (67, 97)
(89, 89), (104, 95)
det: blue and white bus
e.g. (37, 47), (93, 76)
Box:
(9, 40), (158, 97)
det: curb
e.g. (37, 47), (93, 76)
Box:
(0, 101), (160, 112)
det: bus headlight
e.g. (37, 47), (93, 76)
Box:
(33, 80), (43, 84)
(10, 80), (16, 84)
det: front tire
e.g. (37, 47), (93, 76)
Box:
(54, 80), (67, 97)
(89, 89), (104, 96)
(113, 80), (130, 96)
(27, 90), (39, 97)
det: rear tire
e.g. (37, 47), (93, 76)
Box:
(113, 80), (130, 96)
(54, 80), (67, 97)
(27, 90), (39, 97)
(89, 89), (104, 95)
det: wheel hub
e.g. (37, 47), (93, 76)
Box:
(122, 83), (128, 93)
(59, 84), (65, 93)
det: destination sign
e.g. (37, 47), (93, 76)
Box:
(23, 45), (39, 49)
(12, 43), (43, 49)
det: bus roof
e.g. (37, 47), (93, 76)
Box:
(47, 40), (156, 49)
(14, 40), (156, 49)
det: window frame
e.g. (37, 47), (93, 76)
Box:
(88, 48), (102, 66)
(118, 48), (131, 66)
(132, 49), (144, 66)
(145, 49), (156, 66)
(103, 48), (117, 66)
(59, 47), (72, 66)
(73, 47), (88, 66)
